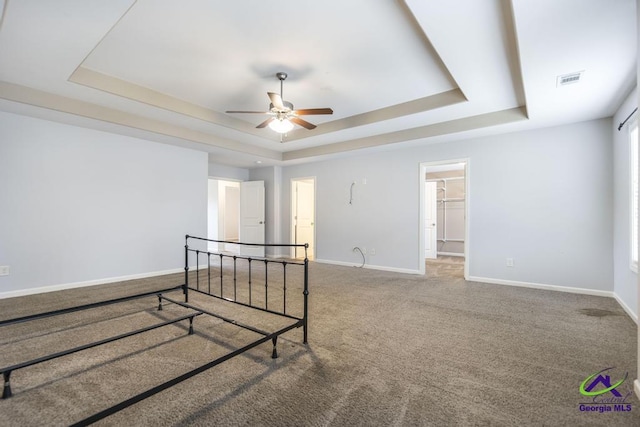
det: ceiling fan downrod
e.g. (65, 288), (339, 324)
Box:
(276, 72), (287, 100)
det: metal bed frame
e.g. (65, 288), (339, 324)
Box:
(0, 235), (309, 426)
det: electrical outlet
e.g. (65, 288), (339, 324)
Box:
(370, 248), (376, 255)
(506, 258), (514, 267)
(0, 266), (9, 276)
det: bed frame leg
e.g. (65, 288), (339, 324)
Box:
(157, 294), (163, 311)
(182, 284), (189, 303)
(303, 253), (309, 345)
(188, 316), (195, 335)
(184, 237), (190, 303)
(2, 371), (11, 399)
(303, 323), (308, 345)
(271, 337), (278, 359)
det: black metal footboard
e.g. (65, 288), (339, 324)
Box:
(183, 234), (309, 343)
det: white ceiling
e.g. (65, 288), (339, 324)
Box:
(0, 0), (636, 168)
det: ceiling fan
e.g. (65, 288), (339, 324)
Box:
(225, 72), (333, 135)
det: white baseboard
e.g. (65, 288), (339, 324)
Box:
(466, 276), (614, 298)
(314, 259), (421, 275)
(0, 266), (196, 300)
(613, 292), (638, 324)
(465, 277), (638, 323)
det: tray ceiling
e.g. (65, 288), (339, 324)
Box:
(0, 0), (635, 167)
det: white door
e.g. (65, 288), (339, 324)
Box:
(240, 181), (265, 257)
(425, 181), (437, 259)
(293, 179), (315, 259)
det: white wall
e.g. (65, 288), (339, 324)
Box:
(0, 111), (208, 297)
(281, 119), (614, 292)
(208, 162), (249, 181)
(613, 88), (638, 320)
(636, 0), (640, 400)
(636, 0), (640, 398)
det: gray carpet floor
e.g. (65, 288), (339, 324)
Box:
(0, 258), (638, 426)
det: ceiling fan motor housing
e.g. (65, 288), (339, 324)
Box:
(270, 101), (294, 112)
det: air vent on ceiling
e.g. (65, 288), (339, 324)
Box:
(556, 71), (584, 87)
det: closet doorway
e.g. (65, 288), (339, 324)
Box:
(419, 160), (469, 278)
(291, 177), (316, 260)
(207, 179), (240, 253)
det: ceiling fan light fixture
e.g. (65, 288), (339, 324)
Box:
(226, 72), (333, 137)
(269, 118), (294, 133)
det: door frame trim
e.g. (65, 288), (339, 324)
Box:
(424, 180), (438, 259)
(290, 176), (316, 260)
(418, 159), (470, 278)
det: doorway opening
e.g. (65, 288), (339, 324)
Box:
(419, 160), (469, 278)
(291, 177), (316, 260)
(208, 179), (266, 257)
(208, 179), (240, 253)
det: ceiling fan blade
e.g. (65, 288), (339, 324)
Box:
(256, 117), (275, 128)
(290, 116), (317, 130)
(293, 108), (334, 115)
(268, 92), (285, 110)
(226, 110), (269, 114)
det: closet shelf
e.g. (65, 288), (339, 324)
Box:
(437, 198), (465, 203)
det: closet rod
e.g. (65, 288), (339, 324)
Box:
(426, 177), (464, 182)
